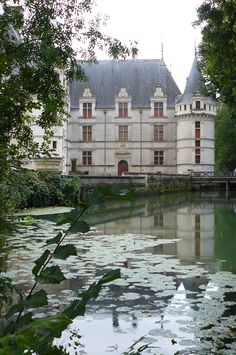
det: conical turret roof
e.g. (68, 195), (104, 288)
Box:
(178, 57), (214, 104)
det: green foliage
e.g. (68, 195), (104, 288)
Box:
(0, 186), (131, 354)
(0, 0), (137, 217)
(215, 104), (236, 172)
(3, 170), (81, 211)
(195, 0), (236, 106)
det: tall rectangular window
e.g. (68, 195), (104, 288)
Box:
(71, 159), (77, 172)
(82, 151), (92, 165)
(154, 102), (164, 117)
(82, 125), (92, 141)
(118, 125), (128, 141)
(195, 121), (200, 139)
(52, 141), (57, 149)
(118, 102), (128, 117)
(154, 125), (164, 141)
(83, 103), (92, 118)
(154, 150), (164, 165)
(196, 101), (201, 110)
(195, 148), (201, 164)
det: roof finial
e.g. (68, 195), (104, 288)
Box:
(161, 42), (164, 60)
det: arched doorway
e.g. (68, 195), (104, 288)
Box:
(118, 160), (128, 176)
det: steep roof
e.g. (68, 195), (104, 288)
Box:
(178, 57), (214, 104)
(70, 59), (181, 109)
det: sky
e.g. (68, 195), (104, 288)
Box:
(95, 0), (203, 93)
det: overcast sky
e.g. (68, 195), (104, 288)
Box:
(95, 0), (203, 93)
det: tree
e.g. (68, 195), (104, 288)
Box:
(195, 0), (236, 105)
(0, 0), (136, 177)
(215, 104), (236, 172)
(0, 0), (136, 217)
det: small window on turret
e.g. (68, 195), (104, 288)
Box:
(204, 104), (206, 110)
(184, 105), (186, 110)
(190, 104), (192, 110)
(209, 104), (211, 110)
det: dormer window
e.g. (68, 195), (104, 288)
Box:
(196, 101), (201, 110)
(79, 88), (96, 119)
(118, 102), (128, 117)
(154, 102), (164, 117)
(83, 102), (92, 118)
(115, 88), (131, 118)
(150, 86), (167, 118)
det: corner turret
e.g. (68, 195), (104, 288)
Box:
(176, 57), (217, 174)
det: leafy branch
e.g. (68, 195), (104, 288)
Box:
(0, 185), (132, 354)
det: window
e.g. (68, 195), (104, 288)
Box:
(154, 102), (164, 117)
(118, 125), (128, 141)
(71, 159), (77, 172)
(195, 148), (200, 164)
(195, 140), (200, 147)
(184, 104), (186, 110)
(118, 102), (128, 117)
(195, 121), (200, 139)
(209, 104), (211, 110)
(154, 125), (164, 141)
(82, 151), (92, 165)
(154, 150), (164, 165)
(82, 126), (92, 141)
(83, 102), (92, 118)
(52, 141), (57, 149)
(196, 101), (201, 110)
(190, 104), (192, 110)
(204, 104), (206, 110)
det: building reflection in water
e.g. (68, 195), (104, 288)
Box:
(96, 201), (215, 261)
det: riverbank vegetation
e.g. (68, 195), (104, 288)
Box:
(0, 170), (81, 219)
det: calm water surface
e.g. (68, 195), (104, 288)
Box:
(3, 191), (236, 354)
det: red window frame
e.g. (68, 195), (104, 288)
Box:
(118, 102), (128, 118)
(83, 103), (92, 118)
(154, 102), (164, 117)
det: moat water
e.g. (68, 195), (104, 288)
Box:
(2, 191), (236, 354)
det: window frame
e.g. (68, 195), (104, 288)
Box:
(154, 150), (164, 165)
(154, 102), (164, 117)
(118, 125), (128, 142)
(82, 125), (92, 142)
(82, 151), (92, 165)
(154, 125), (164, 141)
(82, 102), (92, 118)
(118, 102), (128, 118)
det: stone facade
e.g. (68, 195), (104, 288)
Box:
(28, 58), (217, 175)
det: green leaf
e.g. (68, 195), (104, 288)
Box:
(45, 232), (62, 246)
(26, 289), (48, 309)
(32, 250), (50, 276)
(36, 266), (65, 284)
(15, 328), (38, 349)
(63, 299), (87, 319)
(15, 312), (33, 331)
(68, 220), (90, 234)
(6, 302), (24, 319)
(53, 244), (77, 260)
(99, 269), (121, 285)
(32, 315), (71, 338)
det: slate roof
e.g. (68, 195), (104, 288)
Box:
(70, 59), (181, 109)
(178, 57), (215, 104)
